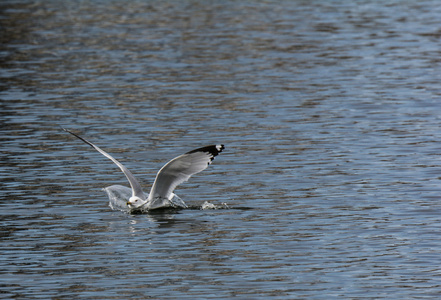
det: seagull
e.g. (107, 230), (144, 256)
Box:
(63, 128), (224, 211)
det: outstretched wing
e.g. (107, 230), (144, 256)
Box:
(63, 128), (145, 200)
(149, 145), (224, 200)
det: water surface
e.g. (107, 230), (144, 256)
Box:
(1, 1), (441, 298)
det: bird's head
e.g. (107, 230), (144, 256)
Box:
(127, 196), (145, 209)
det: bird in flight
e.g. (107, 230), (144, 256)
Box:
(63, 128), (224, 211)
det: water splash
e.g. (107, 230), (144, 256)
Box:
(200, 201), (230, 210)
(103, 185), (132, 212)
(103, 185), (233, 213)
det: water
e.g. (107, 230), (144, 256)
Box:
(2, 0), (441, 298)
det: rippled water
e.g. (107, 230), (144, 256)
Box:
(2, 0), (441, 298)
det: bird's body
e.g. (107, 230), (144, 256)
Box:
(63, 129), (224, 212)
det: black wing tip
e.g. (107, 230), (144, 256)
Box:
(187, 144), (225, 159)
(63, 127), (81, 139)
(215, 144), (225, 154)
(63, 128), (95, 149)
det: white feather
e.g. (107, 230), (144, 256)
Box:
(149, 147), (222, 200)
(63, 128), (145, 200)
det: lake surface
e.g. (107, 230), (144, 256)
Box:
(2, 0), (441, 298)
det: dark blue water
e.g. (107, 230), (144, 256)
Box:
(2, 1), (441, 298)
